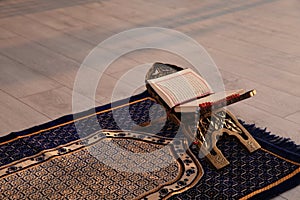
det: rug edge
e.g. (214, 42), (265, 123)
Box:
(248, 170), (300, 200)
(0, 91), (150, 143)
(240, 120), (300, 163)
(240, 120), (300, 200)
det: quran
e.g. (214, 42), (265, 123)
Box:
(146, 68), (255, 113)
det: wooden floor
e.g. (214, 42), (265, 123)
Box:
(0, 0), (299, 198)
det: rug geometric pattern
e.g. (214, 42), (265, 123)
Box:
(0, 93), (299, 199)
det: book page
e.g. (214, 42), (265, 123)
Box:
(148, 69), (213, 107)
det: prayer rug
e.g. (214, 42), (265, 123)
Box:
(0, 91), (299, 200)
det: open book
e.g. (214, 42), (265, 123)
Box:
(147, 68), (255, 113)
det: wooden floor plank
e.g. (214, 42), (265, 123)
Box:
(206, 48), (300, 97)
(23, 9), (112, 45)
(1, 15), (95, 63)
(198, 33), (300, 76)
(280, 185), (300, 200)
(285, 112), (300, 125)
(0, 90), (50, 136)
(220, 70), (300, 118)
(56, 3), (135, 31)
(207, 19), (300, 62)
(0, 54), (61, 98)
(83, 0), (188, 27)
(0, 33), (80, 89)
(20, 86), (104, 120)
(25, 8), (90, 32)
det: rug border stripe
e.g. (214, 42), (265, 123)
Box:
(0, 91), (152, 145)
(241, 167), (300, 200)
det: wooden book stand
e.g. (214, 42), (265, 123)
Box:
(144, 63), (261, 169)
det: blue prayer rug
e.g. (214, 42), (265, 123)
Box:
(0, 91), (299, 200)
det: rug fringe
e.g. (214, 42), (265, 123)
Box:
(239, 120), (300, 155)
